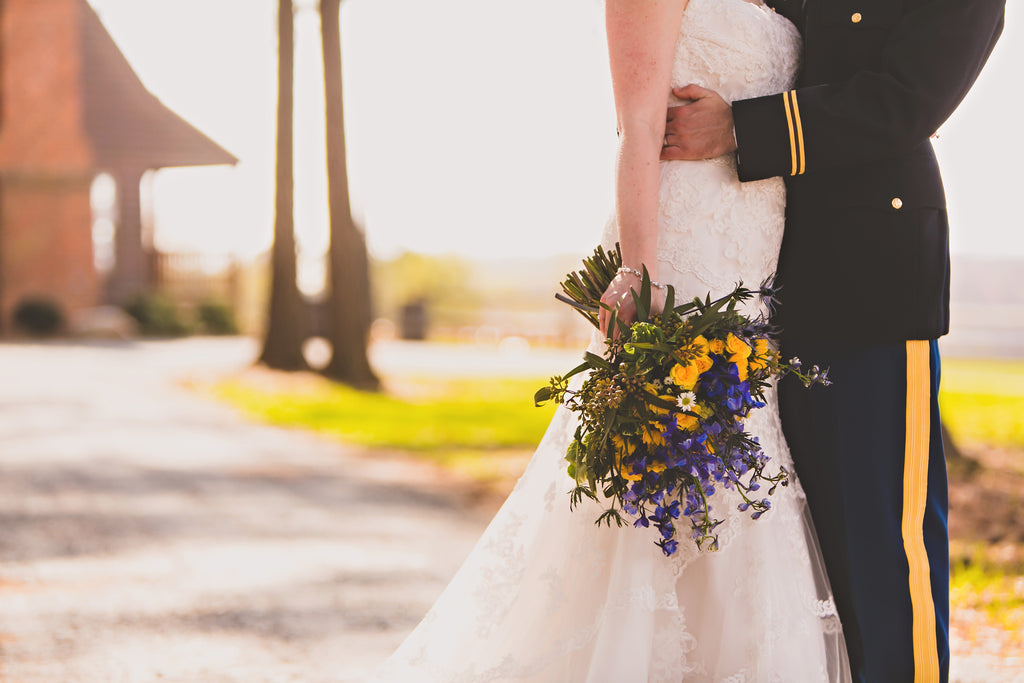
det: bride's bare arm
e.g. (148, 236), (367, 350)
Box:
(599, 0), (688, 334)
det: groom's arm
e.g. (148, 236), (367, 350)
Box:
(732, 0), (1004, 181)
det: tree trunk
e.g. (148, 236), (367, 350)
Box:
(319, 0), (379, 389)
(259, 0), (309, 371)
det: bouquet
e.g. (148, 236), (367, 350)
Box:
(535, 245), (829, 555)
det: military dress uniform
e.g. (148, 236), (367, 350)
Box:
(730, 0), (1005, 680)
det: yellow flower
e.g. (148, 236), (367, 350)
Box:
(679, 336), (713, 375)
(726, 333), (752, 359)
(676, 413), (699, 431)
(649, 460), (667, 474)
(612, 436), (644, 481)
(749, 338), (771, 373)
(678, 335), (709, 357)
(725, 333), (752, 380)
(641, 422), (668, 448)
(734, 356), (749, 382)
(690, 335), (710, 356)
(708, 338), (726, 355)
(694, 354), (713, 374)
(670, 362), (700, 390)
(621, 463), (643, 481)
(643, 384), (674, 416)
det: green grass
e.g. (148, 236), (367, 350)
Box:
(952, 564), (1024, 623)
(213, 375), (555, 453)
(951, 545), (1024, 634)
(939, 358), (1024, 448)
(212, 357), (1024, 459)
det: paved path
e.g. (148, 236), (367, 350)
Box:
(0, 337), (1014, 682)
(0, 338), (501, 682)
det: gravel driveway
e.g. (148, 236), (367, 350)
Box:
(0, 338), (490, 682)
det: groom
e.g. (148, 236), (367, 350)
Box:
(660, 0), (1005, 680)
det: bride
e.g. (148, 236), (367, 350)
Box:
(373, 0), (851, 680)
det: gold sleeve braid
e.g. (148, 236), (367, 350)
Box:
(782, 90), (806, 176)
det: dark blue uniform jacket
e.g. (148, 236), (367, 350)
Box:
(733, 0), (1005, 347)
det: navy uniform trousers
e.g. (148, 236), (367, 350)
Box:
(778, 339), (948, 683)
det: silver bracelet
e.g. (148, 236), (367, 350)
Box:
(617, 266), (666, 289)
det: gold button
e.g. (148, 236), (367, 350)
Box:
(851, 12), (863, 23)
(891, 197), (903, 209)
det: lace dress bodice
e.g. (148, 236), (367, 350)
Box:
(603, 0), (802, 308)
(374, 3), (849, 681)
(672, 0), (800, 104)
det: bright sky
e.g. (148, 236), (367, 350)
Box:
(85, 0), (1021, 263)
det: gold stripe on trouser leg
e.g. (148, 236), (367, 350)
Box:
(903, 340), (939, 682)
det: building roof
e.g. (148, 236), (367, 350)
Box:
(79, 0), (238, 171)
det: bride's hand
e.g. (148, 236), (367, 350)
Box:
(599, 271), (667, 338)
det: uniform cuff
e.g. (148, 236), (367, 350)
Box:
(734, 90), (806, 182)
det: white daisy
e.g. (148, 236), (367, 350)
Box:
(676, 391), (698, 410)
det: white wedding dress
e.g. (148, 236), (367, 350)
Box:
(373, 0), (851, 680)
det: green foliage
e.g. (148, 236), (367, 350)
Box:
(372, 252), (479, 330)
(123, 293), (192, 337)
(555, 243), (623, 327)
(197, 299), (239, 335)
(12, 297), (64, 336)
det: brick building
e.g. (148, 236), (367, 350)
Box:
(0, 0), (237, 333)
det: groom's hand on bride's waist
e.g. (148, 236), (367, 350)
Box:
(661, 84), (737, 161)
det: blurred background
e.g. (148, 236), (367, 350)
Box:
(2, 0), (1020, 352)
(0, 0), (1021, 680)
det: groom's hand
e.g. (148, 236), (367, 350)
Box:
(661, 84), (737, 161)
